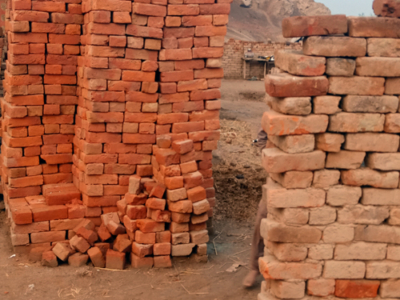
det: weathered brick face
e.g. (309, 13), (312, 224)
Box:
(258, 11), (400, 300)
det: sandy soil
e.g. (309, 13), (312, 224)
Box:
(0, 80), (268, 300)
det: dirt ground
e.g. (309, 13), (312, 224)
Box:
(0, 79), (268, 300)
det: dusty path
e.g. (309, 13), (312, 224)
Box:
(0, 80), (267, 300)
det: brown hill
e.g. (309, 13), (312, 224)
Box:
(227, 0), (331, 42)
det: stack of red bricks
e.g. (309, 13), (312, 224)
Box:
(258, 13), (400, 300)
(3, 0), (83, 247)
(2, 0), (230, 270)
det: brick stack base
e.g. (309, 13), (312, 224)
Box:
(1, 0), (230, 270)
(258, 14), (400, 300)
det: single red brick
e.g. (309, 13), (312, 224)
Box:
(164, 27), (195, 38)
(33, 1), (65, 12)
(148, 16), (164, 28)
(113, 235), (132, 253)
(150, 210), (171, 223)
(132, 242), (153, 258)
(70, 235), (91, 253)
(187, 186), (207, 202)
(135, 230), (156, 244)
(137, 219), (165, 233)
(98, 224), (112, 242)
(156, 231), (171, 243)
(10, 202), (33, 225)
(335, 280), (380, 298)
(87, 247), (105, 268)
(282, 15), (348, 38)
(114, 12), (132, 23)
(132, 3), (166, 16)
(165, 16), (181, 27)
(68, 253), (89, 267)
(107, 220), (126, 235)
(126, 24), (163, 39)
(76, 227), (98, 246)
(106, 249), (125, 270)
(42, 251), (58, 267)
(160, 70), (194, 82)
(199, 4), (231, 14)
(52, 243), (73, 261)
(131, 253), (154, 268)
(192, 47), (224, 59)
(172, 139), (194, 154)
(31, 205), (68, 222)
(13, 11), (50, 22)
(126, 205), (147, 219)
(182, 15), (212, 26)
(94, 243), (111, 257)
(150, 184), (166, 198)
(90, 0), (131, 11)
(109, 36), (127, 47)
(153, 255), (172, 268)
(153, 243), (171, 256)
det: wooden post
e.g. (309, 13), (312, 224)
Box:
(264, 61), (267, 78)
(243, 59), (246, 80)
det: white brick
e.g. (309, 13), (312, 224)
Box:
(268, 134), (315, 154)
(334, 242), (387, 260)
(323, 224), (354, 243)
(326, 57), (355, 76)
(308, 244), (334, 260)
(262, 219), (322, 243)
(323, 261), (365, 279)
(309, 207), (337, 225)
(263, 179), (325, 208)
(268, 207), (309, 226)
(262, 148), (326, 173)
(362, 188), (400, 205)
(341, 168), (399, 189)
(389, 208), (400, 225)
(366, 261), (400, 279)
(307, 279), (335, 296)
(312, 170), (340, 189)
(316, 133), (345, 152)
(329, 112), (385, 133)
(326, 151), (366, 170)
(380, 279), (400, 298)
(387, 246), (400, 261)
(342, 95), (399, 113)
(266, 95), (312, 116)
(344, 133), (400, 153)
(338, 205), (389, 225)
(267, 241), (308, 262)
(271, 280), (305, 299)
(269, 171), (313, 189)
(260, 254), (322, 280)
(11, 233), (30, 246)
(313, 96), (341, 114)
(327, 185), (362, 206)
(367, 153), (400, 171)
(355, 225), (400, 244)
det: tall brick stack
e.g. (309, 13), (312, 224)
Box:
(1, 0), (230, 269)
(258, 14), (400, 299)
(2, 0), (83, 247)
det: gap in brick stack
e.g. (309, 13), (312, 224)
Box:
(2, 0), (230, 269)
(258, 4), (400, 300)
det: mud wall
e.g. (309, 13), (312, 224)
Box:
(222, 39), (301, 80)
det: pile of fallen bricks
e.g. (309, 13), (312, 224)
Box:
(258, 7), (400, 300)
(2, 0), (229, 269)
